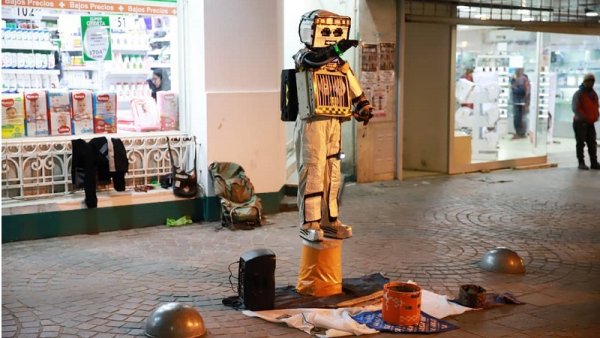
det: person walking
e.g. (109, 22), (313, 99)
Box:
(571, 73), (600, 170)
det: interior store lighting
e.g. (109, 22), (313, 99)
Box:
(472, 13), (490, 20)
(584, 8), (598, 17)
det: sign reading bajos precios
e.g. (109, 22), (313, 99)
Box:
(1, 0), (176, 16)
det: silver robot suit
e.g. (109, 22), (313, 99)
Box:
(292, 10), (373, 242)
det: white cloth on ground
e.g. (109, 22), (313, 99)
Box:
(242, 287), (473, 337)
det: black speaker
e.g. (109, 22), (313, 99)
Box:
(238, 248), (276, 311)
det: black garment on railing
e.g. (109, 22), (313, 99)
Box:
(71, 137), (128, 208)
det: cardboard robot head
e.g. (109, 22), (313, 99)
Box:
(298, 10), (351, 48)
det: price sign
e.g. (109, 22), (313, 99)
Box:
(80, 16), (112, 61)
(110, 16), (130, 31)
(14, 7), (42, 19)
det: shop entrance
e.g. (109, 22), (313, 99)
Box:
(454, 26), (600, 170)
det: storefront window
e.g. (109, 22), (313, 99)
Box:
(1, 0), (179, 139)
(455, 26), (600, 166)
(544, 33), (600, 141)
(455, 25), (546, 163)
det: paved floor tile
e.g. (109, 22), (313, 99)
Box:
(3, 168), (600, 337)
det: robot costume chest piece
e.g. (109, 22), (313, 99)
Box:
(296, 63), (352, 119)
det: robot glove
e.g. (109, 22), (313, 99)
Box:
(353, 104), (374, 126)
(335, 39), (359, 55)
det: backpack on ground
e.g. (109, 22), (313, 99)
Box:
(208, 162), (262, 229)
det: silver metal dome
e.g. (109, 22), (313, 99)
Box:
(144, 302), (206, 338)
(479, 247), (525, 274)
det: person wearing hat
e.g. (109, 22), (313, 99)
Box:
(571, 73), (600, 170)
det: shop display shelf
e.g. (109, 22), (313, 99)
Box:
(66, 83), (101, 90)
(148, 50), (171, 56)
(2, 43), (57, 51)
(112, 47), (150, 53)
(2, 68), (60, 75)
(63, 65), (100, 71)
(149, 63), (171, 68)
(105, 69), (149, 76)
(149, 37), (170, 44)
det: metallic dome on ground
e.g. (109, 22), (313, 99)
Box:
(144, 302), (206, 338)
(479, 247), (525, 274)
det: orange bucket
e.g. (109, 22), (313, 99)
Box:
(382, 282), (422, 326)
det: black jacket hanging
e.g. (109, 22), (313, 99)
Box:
(89, 137), (128, 191)
(71, 137), (129, 208)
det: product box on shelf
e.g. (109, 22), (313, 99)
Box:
(24, 90), (50, 137)
(157, 91), (178, 131)
(70, 90), (94, 135)
(119, 97), (161, 132)
(48, 91), (72, 135)
(93, 92), (118, 134)
(1, 93), (25, 138)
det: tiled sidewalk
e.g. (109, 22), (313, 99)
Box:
(3, 167), (600, 337)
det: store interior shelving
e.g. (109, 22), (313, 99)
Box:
(2, 11), (175, 124)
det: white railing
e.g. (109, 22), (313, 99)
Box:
(1, 134), (196, 201)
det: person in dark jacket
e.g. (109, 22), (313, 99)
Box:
(510, 68), (531, 139)
(571, 73), (600, 170)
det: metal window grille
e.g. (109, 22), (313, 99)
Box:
(1, 134), (198, 201)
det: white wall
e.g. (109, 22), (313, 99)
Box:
(202, 0), (286, 193)
(184, 0), (209, 192)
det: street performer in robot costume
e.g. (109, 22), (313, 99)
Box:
(293, 10), (373, 242)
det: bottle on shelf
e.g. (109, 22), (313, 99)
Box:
(116, 82), (123, 96)
(124, 55), (131, 69)
(123, 82), (131, 97)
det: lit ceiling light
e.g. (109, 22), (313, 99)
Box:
(585, 8), (599, 17)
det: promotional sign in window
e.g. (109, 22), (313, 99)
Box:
(80, 16), (112, 61)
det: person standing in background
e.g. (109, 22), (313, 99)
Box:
(571, 73), (600, 170)
(510, 68), (531, 139)
(460, 67), (474, 109)
(147, 69), (171, 101)
(461, 67), (474, 82)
